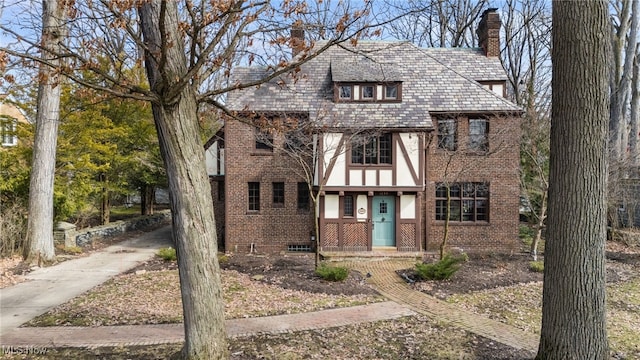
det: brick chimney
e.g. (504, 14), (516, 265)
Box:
(476, 8), (501, 57)
(290, 27), (305, 57)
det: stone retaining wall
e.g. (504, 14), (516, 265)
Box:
(55, 210), (172, 247)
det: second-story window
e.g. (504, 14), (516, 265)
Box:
(351, 133), (392, 165)
(255, 128), (273, 151)
(437, 119), (457, 151)
(469, 119), (488, 152)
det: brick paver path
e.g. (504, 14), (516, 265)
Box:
(0, 301), (414, 348)
(340, 259), (539, 353)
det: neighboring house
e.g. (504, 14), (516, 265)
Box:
(0, 96), (26, 147)
(208, 9), (522, 254)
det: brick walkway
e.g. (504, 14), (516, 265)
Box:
(0, 302), (414, 348)
(339, 259), (539, 353)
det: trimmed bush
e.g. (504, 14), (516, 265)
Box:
(415, 253), (468, 281)
(529, 260), (544, 273)
(315, 264), (349, 282)
(157, 247), (177, 261)
(218, 254), (229, 264)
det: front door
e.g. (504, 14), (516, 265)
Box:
(372, 196), (395, 246)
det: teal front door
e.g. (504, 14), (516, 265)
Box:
(372, 196), (395, 246)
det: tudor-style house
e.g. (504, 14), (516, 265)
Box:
(208, 9), (522, 255)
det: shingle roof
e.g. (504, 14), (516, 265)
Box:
(226, 41), (521, 129)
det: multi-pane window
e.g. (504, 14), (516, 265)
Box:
(272, 182), (284, 206)
(362, 85), (374, 99)
(435, 182), (489, 222)
(437, 119), (457, 151)
(351, 133), (392, 165)
(248, 182), (260, 211)
(336, 82), (401, 102)
(339, 85), (352, 99)
(469, 119), (488, 152)
(297, 182), (310, 210)
(344, 195), (354, 217)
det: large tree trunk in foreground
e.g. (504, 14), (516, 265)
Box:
(139, 2), (228, 359)
(24, 0), (67, 265)
(536, 1), (609, 359)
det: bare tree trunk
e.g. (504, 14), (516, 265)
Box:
(100, 173), (110, 225)
(537, 1), (609, 358)
(23, 0), (67, 265)
(141, 184), (155, 215)
(530, 192), (546, 261)
(631, 49), (640, 165)
(440, 187), (451, 260)
(139, 2), (227, 359)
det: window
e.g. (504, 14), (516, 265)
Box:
(248, 182), (260, 211)
(272, 182), (284, 207)
(255, 129), (273, 151)
(297, 182), (309, 210)
(344, 195), (354, 217)
(339, 85), (352, 100)
(361, 85), (374, 99)
(469, 119), (488, 152)
(1, 118), (17, 147)
(336, 82), (401, 102)
(351, 133), (392, 165)
(435, 182), (489, 222)
(384, 84), (398, 99)
(437, 119), (457, 151)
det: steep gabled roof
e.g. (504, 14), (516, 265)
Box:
(226, 41), (521, 129)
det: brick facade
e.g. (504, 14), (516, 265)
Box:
(216, 113), (521, 255)
(221, 119), (314, 254)
(425, 115), (521, 253)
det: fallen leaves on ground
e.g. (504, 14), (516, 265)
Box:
(27, 268), (383, 327)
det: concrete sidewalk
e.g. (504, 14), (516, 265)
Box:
(0, 226), (173, 335)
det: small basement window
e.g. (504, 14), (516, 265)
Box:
(287, 244), (313, 252)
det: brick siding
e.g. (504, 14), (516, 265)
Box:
(222, 119), (314, 254)
(426, 115), (521, 253)
(218, 114), (520, 255)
